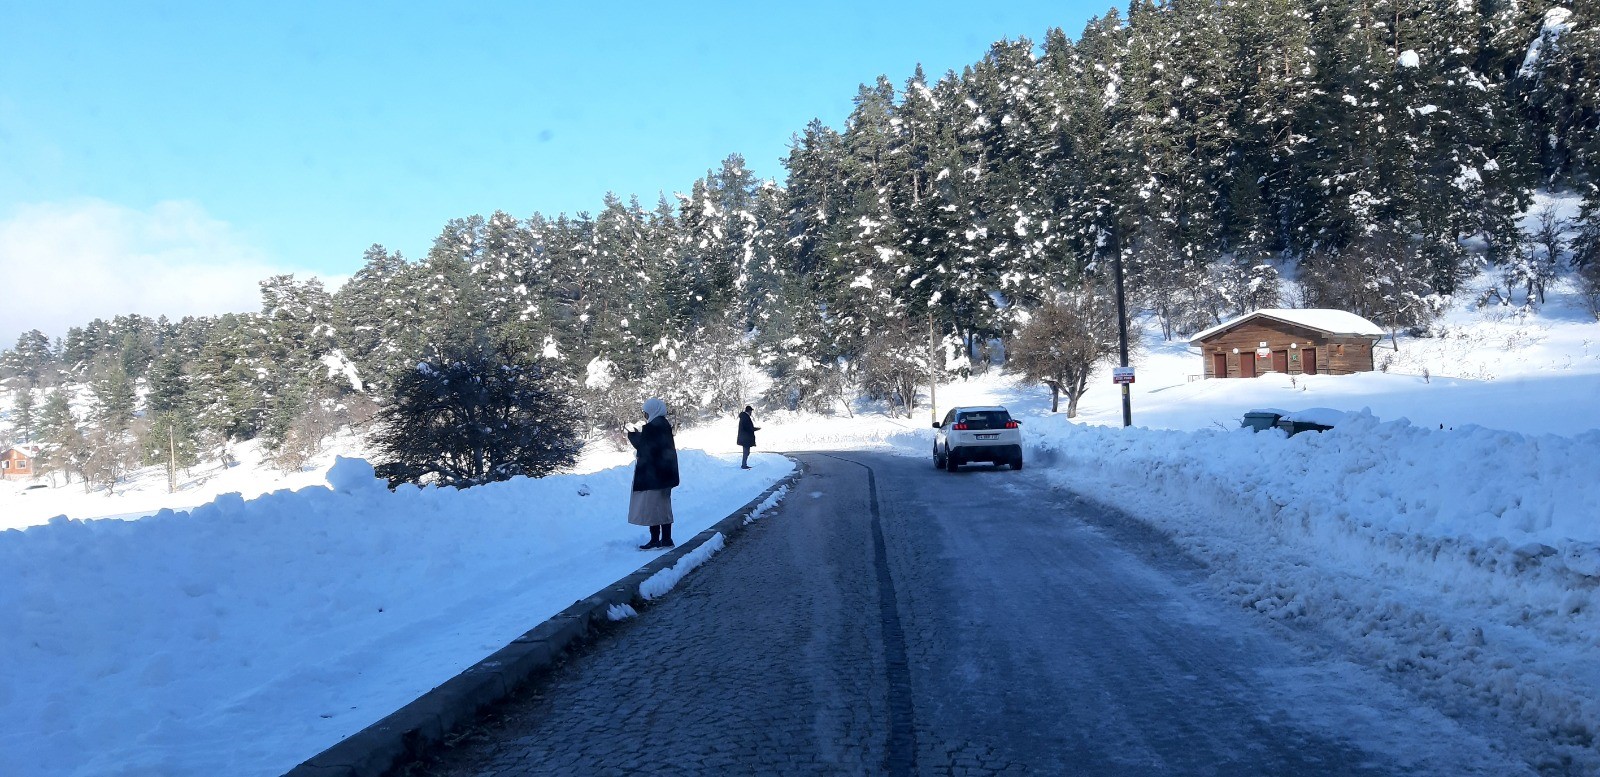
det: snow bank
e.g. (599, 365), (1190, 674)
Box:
(1014, 414), (1600, 767)
(640, 532), (727, 600)
(0, 450), (791, 776)
(745, 485), (788, 524)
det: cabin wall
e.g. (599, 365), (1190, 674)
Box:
(1197, 320), (1377, 378)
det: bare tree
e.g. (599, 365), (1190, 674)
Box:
(858, 318), (927, 418)
(1523, 204), (1566, 305)
(81, 426), (136, 495)
(271, 397), (342, 473)
(1008, 287), (1121, 418)
(1300, 232), (1444, 350)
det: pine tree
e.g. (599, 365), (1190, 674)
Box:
(476, 210), (552, 360)
(13, 388), (36, 443)
(588, 193), (656, 375)
(190, 313), (268, 442)
(35, 388), (80, 485)
(112, 315), (159, 380)
(1574, 206), (1600, 317)
(1221, 0), (1316, 255)
(142, 348), (198, 491)
(547, 212), (600, 358)
(1, 330), (57, 387)
(1514, 3), (1600, 186)
(371, 345), (584, 487)
(334, 244), (414, 392)
(413, 216), (493, 357)
(89, 360), (137, 433)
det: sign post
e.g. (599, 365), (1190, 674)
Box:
(1112, 229), (1132, 428)
(1112, 366), (1136, 385)
(929, 311), (938, 427)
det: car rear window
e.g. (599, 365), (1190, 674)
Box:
(958, 411), (1011, 430)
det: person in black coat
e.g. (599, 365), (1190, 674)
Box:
(627, 398), (680, 550)
(736, 405), (760, 469)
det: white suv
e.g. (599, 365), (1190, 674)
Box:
(933, 406), (1023, 471)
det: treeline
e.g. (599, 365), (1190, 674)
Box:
(4, 0), (1600, 484)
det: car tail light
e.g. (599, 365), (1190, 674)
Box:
(951, 422), (968, 430)
(1004, 421), (1019, 429)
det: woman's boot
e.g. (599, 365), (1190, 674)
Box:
(639, 525), (661, 550)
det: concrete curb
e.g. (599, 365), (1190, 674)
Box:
(284, 458), (804, 777)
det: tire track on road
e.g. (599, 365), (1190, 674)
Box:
(817, 452), (917, 777)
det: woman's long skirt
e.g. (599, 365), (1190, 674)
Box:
(627, 488), (675, 526)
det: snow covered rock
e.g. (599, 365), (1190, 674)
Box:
(326, 456), (385, 495)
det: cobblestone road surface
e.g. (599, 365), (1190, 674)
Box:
(407, 451), (1530, 776)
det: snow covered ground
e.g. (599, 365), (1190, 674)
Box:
(0, 452), (793, 776)
(0, 434), (362, 532)
(3, 267), (1599, 774)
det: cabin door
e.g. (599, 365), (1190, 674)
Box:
(1301, 348), (1317, 375)
(1273, 350), (1289, 373)
(1212, 352), (1227, 378)
(1240, 353), (1257, 378)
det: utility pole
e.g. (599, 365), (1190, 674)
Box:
(167, 422), (178, 494)
(1109, 218), (1133, 428)
(928, 310), (938, 426)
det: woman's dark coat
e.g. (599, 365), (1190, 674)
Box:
(628, 415), (680, 491)
(736, 411), (758, 448)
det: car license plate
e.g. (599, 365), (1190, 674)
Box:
(977, 433), (998, 440)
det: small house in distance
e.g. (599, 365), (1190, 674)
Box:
(2, 445), (39, 480)
(1188, 309), (1385, 378)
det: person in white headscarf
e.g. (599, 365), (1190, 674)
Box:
(626, 398), (679, 549)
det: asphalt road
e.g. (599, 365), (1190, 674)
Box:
(406, 451), (1530, 776)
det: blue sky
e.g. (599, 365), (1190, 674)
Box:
(0, 1), (1102, 338)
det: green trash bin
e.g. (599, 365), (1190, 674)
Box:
(1241, 410), (1284, 432)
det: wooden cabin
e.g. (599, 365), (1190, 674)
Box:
(2, 446), (38, 480)
(1188, 309), (1385, 379)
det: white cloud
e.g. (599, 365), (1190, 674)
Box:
(0, 199), (327, 342)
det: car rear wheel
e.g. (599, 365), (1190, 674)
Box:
(933, 444), (946, 469)
(945, 447), (959, 473)
(1010, 456), (1024, 471)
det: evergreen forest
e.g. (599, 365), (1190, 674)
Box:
(4, 0), (1600, 487)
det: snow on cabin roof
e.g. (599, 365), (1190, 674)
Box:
(1187, 309), (1385, 343)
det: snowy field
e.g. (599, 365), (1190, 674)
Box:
(0, 452), (793, 776)
(3, 269), (1600, 774)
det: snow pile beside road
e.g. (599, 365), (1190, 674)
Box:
(640, 532), (727, 600)
(1019, 413), (1600, 768)
(0, 451), (791, 776)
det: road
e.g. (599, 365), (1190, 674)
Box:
(407, 450), (1531, 776)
